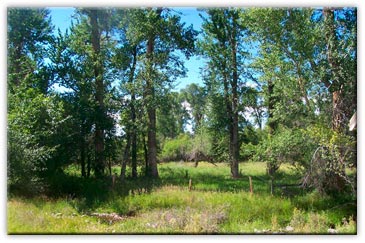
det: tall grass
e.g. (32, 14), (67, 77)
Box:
(7, 161), (356, 234)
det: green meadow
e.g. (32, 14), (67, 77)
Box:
(7, 162), (356, 234)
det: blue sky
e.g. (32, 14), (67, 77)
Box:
(48, 7), (205, 91)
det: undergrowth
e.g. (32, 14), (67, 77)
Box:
(7, 162), (356, 234)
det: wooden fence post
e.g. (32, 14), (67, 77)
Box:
(270, 176), (274, 195)
(189, 179), (192, 191)
(249, 176), (253, 194)
(112, 173), (117, 189)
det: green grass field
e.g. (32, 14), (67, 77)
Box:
(7, 162), (356, 234)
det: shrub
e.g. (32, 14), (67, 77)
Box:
(251, 127), (315, 176)
(8, 90), (69, 195)
(159, 134), (192, 162)
(302, 124), (356, 195)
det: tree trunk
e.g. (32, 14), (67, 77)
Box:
(120, 135), (131, 180)
(131, 113), (137, 178)
(144, 8), (162, 178)
(80, 139), (86, 177)
(90, 9), (105, 177)
(130, 46), (138, 179)
(267, 79), (277, 134)
(267, 79), (279, 179)
(87, 147), (91, 178)
(230, 19), (240, 178)
(147, 102), (158, 177)
(143, 133), (149, 176)
(323, 8), (347, 193)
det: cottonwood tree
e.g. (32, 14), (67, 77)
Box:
(124, 8), (197, 177)
(51, 8), (118, 178)
(317, 8), (357, 193)
(199, 8), (249, 178)
(50, 27), (95, 177)
(245, 8), (356, 194)
(180, 83), (207, 132)
(7, 8), (71, 192)
(243, 9), (322, 178)
(111, 9), (142, 179)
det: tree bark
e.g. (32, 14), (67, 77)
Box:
(267, 79), (277, 134)
(120, 135), (131, 180)
(230, 19), (240, 178)
(90, 9), (105, 177)
(87, 147), (91, 178)
(130, 46), (138, 178)
(323, 8), (347, 192)
(143, 133), (149, 176)
(145, 8), (162, 178)
(80, 139), (86, 177)
(131, 109), (137, 178)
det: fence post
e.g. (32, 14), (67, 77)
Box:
(249, 176), (253, 194)
(270, 176), (274, 195)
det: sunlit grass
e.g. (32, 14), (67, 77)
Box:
(7, 162), (356, 234)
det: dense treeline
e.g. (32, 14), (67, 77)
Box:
(7, 7), (356, 197)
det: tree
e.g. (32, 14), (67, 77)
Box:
(7, 8), (72, 193)
(244, 8), (356, 194)
(200, 8), (248, 178)
(317, 8), (357, 193)
(322, 8), (356, 132)
(157, 91), (187, 139)
(244, 8), (323, 178)
(50, 8), (119, 178)
(180, 83), (207, 132)
(8, 8), (53, 92)
(125, 8), (197, 177)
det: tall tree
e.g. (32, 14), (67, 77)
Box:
(244, 9), (323, 176)
(8, 8), (53, 92)
(7, 8), (72, 192)
(320, 8), (357, 192)
(51, 8), (118, 178)
(180, 83), (207, 132)
(75, 8), (118, 177)
(50, 27), (95, 177)
(200, 8), (247, 178)
(88, 9), (105, 177)
(322, 8), (356, 132)
(125, 8), (197, 177)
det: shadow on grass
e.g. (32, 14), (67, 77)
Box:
(9, 163), (356, 222)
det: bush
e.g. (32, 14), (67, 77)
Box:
(159, 134), (192, 162)
(302, 124), (356, 195)
(250, 127), (315, 175)
(8, 89), (69, 195)
(159, 131), (214, 162)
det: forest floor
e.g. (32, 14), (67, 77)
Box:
(7, 162), (356, 234)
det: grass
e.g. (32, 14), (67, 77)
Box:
(7, 161), (356, 234)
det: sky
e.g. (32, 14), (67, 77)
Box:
(48, 7), (206, 91)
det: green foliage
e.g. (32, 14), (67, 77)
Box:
(157, 92), (187, 139)
(7, 8), (54, 92)
(7, 162), (356, 234)
(239, 125), (263, 161)
(8, 88), (69, 194)
(159, 128), (214, 162)
(159, 134), (191, 162)
(180, 83), (207, 131)
(251, 127), (315, 171)
(303, 124), (356, 195)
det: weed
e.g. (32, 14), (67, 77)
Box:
(7, 162), (356, 234)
